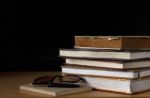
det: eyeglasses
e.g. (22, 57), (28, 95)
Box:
(32, 75), (86, 88)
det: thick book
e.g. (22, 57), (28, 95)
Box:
(61, 65), (150, 79)
(82, 76), (150, 94)
(20, 84), (92, 96)
(60, 49), (150, 60)
(75, 36), (150, 50)
(65, 58), (150, 69)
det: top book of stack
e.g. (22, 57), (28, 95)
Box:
(75, 36), (150, 50)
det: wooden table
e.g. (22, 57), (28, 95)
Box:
(0, 72), (150, 98)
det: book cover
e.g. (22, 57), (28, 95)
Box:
(64, 58), (150, 69)
(60, 49), (150, 60)
(20, 84), (92, 96)
(61, 65), (150, 79)
(75, 36), (150, 50)
(81, 76), (150, 94)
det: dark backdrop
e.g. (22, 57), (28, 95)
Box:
(1, 0), (150, 71)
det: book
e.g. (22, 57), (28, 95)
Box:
(75, 36), (150, 50)
(82, 76), (150, 94)
(65, 58), (150, 69)
(60, 49), (150, 60)
(20, 83), (92, 96)
(61, 65), (150, 79)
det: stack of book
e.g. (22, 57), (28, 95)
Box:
(60, 36), (150, 94)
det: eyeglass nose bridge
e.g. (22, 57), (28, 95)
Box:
(52, 75), (71, 83)
(50, 75), (62, 82)
(61, 75), (87, 83)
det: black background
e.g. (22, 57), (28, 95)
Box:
(1, 0), (150, 71)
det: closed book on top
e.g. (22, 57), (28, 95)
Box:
(75, 36), (150, 50)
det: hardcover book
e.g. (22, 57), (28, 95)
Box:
(64, 58), (150, 69)
(75, 36), (150, 50)
(60, 49), (150, 60)
(62, 65), (150, 79)
(20, 84), (92, 96)
(82, 76), (150, 94)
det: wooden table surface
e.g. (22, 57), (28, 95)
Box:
(0, 72), (150, 98)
